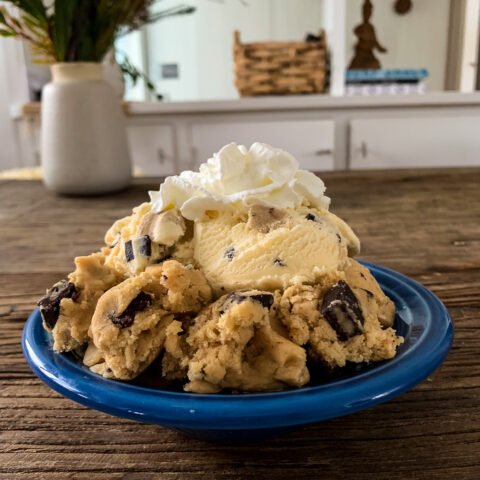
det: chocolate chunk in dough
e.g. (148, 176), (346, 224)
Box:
(305, 213), (316, 221)
(274, 258), (286, 267)
(248, 292), (275, 309)
(224, 247), (235, 260)
(125, 235), (152, 263)
(320, 280), (364, 341)
(125, 240), (134, 262)
(138, 235), (152, 257)
(110, 291), (153, 328)
(38, 280), (78, 329)
(221, 290), (274, 313)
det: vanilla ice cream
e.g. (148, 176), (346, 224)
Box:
(149, 142), (359, 292)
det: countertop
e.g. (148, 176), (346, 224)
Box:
(15, 91), (480, 119)
(1, 168), (479, 479)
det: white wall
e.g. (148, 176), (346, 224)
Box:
(145, 0), (324, 102)
(116, 30), (148, 101)
(146, 0), (199, 102)
(345, 0), (450, 91)
(269, 0), (324, 40)
(0, 37), (29, 170)
(459, 0), (480, 92)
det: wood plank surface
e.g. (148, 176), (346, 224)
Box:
(1, 169), (479, 479)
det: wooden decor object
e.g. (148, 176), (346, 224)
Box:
(394, 0), (412, 15)
(349, 0), (387, 70)
(233, 30), (327, 97)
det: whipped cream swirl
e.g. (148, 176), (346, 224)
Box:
(149, 142), (331, 221)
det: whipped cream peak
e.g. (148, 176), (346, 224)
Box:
(149, 142), (331, 220)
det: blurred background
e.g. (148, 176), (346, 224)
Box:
(1, 0), (480, 175)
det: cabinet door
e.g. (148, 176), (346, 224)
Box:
(190, 120), (335, 171)
(127, 125), (177, 176)
(350, 116), (480, 169)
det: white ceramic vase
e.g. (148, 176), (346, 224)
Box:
(41, 63), (132, 195)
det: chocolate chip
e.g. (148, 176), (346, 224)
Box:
(274, 258), (286, 267)
(360, 273), (366, 279)
(248, 293), (274, 309)
(138, 235), (152, 257)
(222, 290), (274, 311)
(336, 234), (342, 243)
(224, 247), (235, 260)
(320, 280), (364, 341)
(38, 280), (78, 330)
(125, 235), (152, 264)
(223, 292), (246, 305)
(125, 240), (134, 262)
(306, 213), (316, 221)
(110, 291), (153, 328)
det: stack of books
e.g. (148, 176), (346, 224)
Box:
(345, 69), (428, 96)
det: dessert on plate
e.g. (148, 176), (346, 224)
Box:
(38, 142), (403, 393)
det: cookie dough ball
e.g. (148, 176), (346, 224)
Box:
(88, 275), (172, 380)
(159, 259), (213, 313)
(165, 290), (309, 393)
(344, 258), (395, 328)
(104, 203), (187, 276)
(38, 249), (122, 352)
(279, 260), (402, 369)
(87, 260), (212, 380)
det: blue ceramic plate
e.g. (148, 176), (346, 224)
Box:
(23, 261), (453, 441)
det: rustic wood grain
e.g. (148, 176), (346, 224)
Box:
(1, 169), (479, 479)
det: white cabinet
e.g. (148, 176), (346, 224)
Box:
(350, 116), (480, 169)
(190, 120), (335, 171)
(127, 124), (178, 175)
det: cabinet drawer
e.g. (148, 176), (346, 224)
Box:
(190, 120), (334, 171)
(350, 116), (480, 169)
(127, 125), (177, 176)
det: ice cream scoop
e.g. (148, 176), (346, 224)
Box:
(148, 143), (359, 292)
(193, 205), (359, 292)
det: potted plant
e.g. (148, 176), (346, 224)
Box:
(0, 1), (194, 194)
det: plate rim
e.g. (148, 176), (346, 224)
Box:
(22, 261), (454, 430)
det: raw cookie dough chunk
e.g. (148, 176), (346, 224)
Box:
(164, 290), (310, 393)
(104, 203), (187, 276)
(87, 260), (212, 380)
(279, 259), (402, 369)
(343, 258), (395, 328)
(38, 249), (122, 352)
(247, 205), (288, 233)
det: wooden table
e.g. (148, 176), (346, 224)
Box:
(1, 169), (479, 479)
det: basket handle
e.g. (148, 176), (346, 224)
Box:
(233, 30), (241, 46)
(317, 29), (326, 46)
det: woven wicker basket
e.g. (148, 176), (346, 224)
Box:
(233, 30), (327, 97)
